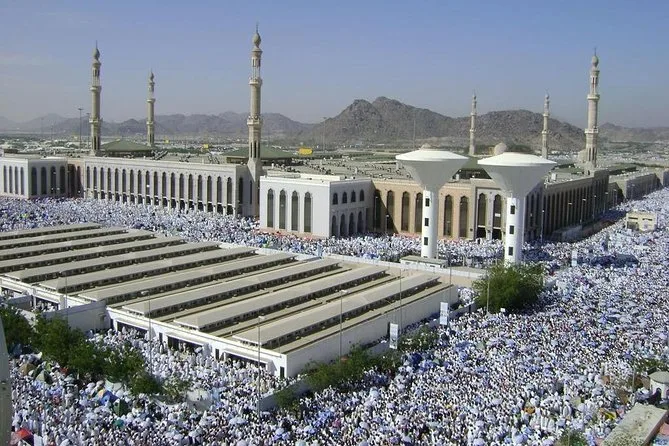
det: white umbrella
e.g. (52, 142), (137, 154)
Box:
(236, 441), (248, 446)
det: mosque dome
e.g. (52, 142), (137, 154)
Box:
(493, 142), (508, 155)
(591, 54), (599, 67)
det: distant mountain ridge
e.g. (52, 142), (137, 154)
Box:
(2, 97), (666, 148)
(599, 122), (669, 142)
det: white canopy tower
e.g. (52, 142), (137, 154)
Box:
(479, 151), (555, 263)
(396, 144), (468, 259)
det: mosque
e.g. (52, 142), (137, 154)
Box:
(0, 30), (667, 377)
(0, 30), (666, 247)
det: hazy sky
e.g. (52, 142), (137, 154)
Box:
(1, 1), (668, 127)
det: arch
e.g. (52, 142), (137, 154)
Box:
(145, 171), (151, 196)
(92, 167), (97, 189)
(359, 190), (365, 202)
(342, 192), (348, 204)
(476, 193), (487, 238)
(304, 192), (312, 233)
(128, 169), (134, 194)
(178, 174), (184, 199)
(401, 192), (410, 231)
(20, 168), (24, 195)
(188, 174), (194, 201)
(492, 194), (503, 240)
(216, 177), (223, 204)
(331, 216), (337, 237)
(40, 167), (47, 195)
(86, 167), (90, 190)
(30, 167), (37, 195)
(50, 166), (57, 195)
(7, 166), (12, 193)
(162, 172), (167, 197)
(138, 170), (143, 195)
(114, 168), (119, 193)
(357, 211), (364, 233)
(122, 169), (127, 193)
(443, 195), (453, 236)
(332, 193), (338, 205)
(107, 168), (111, 194)
(351, 190), (356, 202)
(14, 166), (18, 194)
(529, 194), (535, 227)
(291, 191), (299, 231)
(58, 166), (65, 194)
(373, 190), (382, 230)
(278, 190), (287, 229)
(386, 191), (395, 232)
(348, 212), (355, 235)
(340, 214), (346, 237)
(206, 176), (212, 203)
(459, 196), (469, 238)
(238, 178), (244, 207)
(267, 189), (275, 228)
(197, 175), (203, 201)
(414, 193), (423, 233)
(226, 178), (233, 207)
(170, 173), (176, 199)
(153, 172), (158, 196)
(2, 166), (6, 192)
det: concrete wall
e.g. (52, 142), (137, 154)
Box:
(44, 300), (109, 332)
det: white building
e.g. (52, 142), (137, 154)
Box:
(259, 173), (374, 237)
(0, 156), (69, 198)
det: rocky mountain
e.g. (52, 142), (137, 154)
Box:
(313, 96), (585, 151)
(599, 123), (669, 142)
(0, 113), (312, 139)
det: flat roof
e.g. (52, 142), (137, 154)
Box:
(9, 241), (220, 282)
(122, 258), (340, 316)
(81, 252), (296, 303)
(603, 404), (668, 445)
(0, 236), (183, 274)
(0, 223), (100, 241)
(0, 227), (127, 250)
(234, 273), (438, 346)
(40, 246), (255, 292)
(0, 230), (154, 261)
(174, 265), (386, 330)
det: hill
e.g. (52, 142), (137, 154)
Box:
(600, 123), (669, 142)
(311, 97), (585, 151)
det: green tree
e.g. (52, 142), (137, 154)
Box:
(0, 306), (34, 350)
(163, 377), (191, 403)
(102, 345), (145, 385)
(474, 262), (544, 313)
(130, 371), (162, 395)
(32, 315), (85, 366)
(557, 429), (587, 446)
(68, 340), (106, 380)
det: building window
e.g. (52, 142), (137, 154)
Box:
(424, 217), (429, 227)
(425, 197), (430, 207)
(332, 193), (338, 205)
(510, 205), (516, 215)
(508, 247), (514, 256)
(423, 237), (428, 246)
(509, 225), (514, 235)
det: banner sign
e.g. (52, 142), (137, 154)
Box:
(389, 323), (399, 349)
(439, 302), (449, 326)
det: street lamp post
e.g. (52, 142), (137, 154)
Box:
(540, 209), (546, 244)
(592, 195), (597, 220)
(339, 290), (347, 360)
(256, 315), (265, 421)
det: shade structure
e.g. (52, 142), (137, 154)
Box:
(396, 144), (468, 258)
(479, 152), (555, 263)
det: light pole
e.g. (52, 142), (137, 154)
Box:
(339, 289), (347, 361)
(592, 195), (596, 220)
(78, 108), (83, 151)
(256, 315), (265, 421)
(540, 208), (546, 244)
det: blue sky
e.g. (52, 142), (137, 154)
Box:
(1, 0), (667, 127)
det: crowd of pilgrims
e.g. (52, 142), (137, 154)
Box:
(4, 188), (669, 445)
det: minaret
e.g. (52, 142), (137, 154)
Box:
(584, 51), (600, 173)
(247, 25), (263, 217)
(468, 93), (477, 156)
(147, 71), (155, 146)
(89, 44), (102, 156)
(541, 93), (550, 158)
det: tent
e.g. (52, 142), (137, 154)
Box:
(112, 399), (129, 416)
(96, 389), (118, 405)
(9, 428), (34, 446)
(18, 363), (36, 376)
